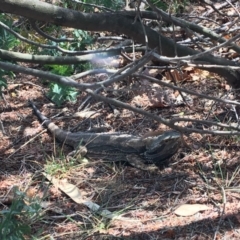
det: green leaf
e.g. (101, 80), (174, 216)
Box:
(47, 83), (79, 106)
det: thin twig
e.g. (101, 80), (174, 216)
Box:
(6, 129), (47, 160)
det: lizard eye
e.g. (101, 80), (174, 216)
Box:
(144, 136), (179, 163)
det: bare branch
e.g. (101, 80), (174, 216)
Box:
(135, 74), (240, 107)
(0, 48), (121, 64)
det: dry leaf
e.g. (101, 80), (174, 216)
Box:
(74, 110), (99, 118)
(183, 66), (194, 71)
(42, 173), (123, 220)
(192, 75), (200, 81)
(165, 69), (189, 82)
(174, 204), (210, 216)
(43, 173), (83, 203)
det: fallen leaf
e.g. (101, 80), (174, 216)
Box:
(42, 173), (128, 220)
(174, 204), (210, 216)
(74, 110), (99, 118)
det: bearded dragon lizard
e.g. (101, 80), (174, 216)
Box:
(29, 100), (180, 170)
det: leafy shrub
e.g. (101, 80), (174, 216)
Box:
(0, 14), (20, 95)
(47, 82), (78, 107)
(0, 70), (14, 97)
(43, 29), (94, 106)
(0, 14), (20, 50)
(0, 187), (42, 240)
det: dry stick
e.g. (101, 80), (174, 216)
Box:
(185, 63), (240, 70)
(1, 61), (239, 134)
(0, 48), (121, 65)
(202, 0), (236, 18)
(6, 129), (47, 159)
(78, 52), (153, 110)
(226, 0), (240, 16)
(146, 0), (240, 53)
(72, 0), (113, 12)
(85, 89), (240, 136)
(135, 74), (240, 131)
(0, 119), (6, 135)
(1, 61), (239, 135)
(213, 186), (226, 240)
(167, 68), (192, 109)
(0, 60), (240, 135)
(203, 0), (226, 17)
(150, 32), (240, 62)
(71, 69), (117, 80)
(136, 3), (149, 55)
(121, 51), (134, 62)
(30, 19), (75, 42)
(134, 73), (240, 107)
(0, 21), (57, 49)
(0, 21), (77, 54)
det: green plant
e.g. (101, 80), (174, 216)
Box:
(43, 29), (94, 105)
(43, 64), (78, 106)
(47, 82), (78, 106)
(0, 14), (20, 50)
(0, 69), (16, 98)
(0, 187), (42, 240)
(71, 29), (93, 50)
(0, 14), (20, 97)
(167, 0), (190, 13)
(46, 64), (74, 76)
(0, 70), (8, 96)
(0, 14), (19, 96)
(44, 152), (80, 176)
(147, 0), (168, 11)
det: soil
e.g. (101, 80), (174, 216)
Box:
(1, 68), (240, 239)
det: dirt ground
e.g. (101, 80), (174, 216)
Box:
(1, 66), (240, 240)
(1, 1), (240, 238)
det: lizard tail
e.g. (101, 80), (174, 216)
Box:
(29, 100), (50, 124)
(29, 100), (68, 140)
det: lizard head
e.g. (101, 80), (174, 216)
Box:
(143, 130), (181, 165)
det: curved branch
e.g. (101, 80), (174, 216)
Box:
(0, 48), (121, 64)
(29, 20), (75, 42)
